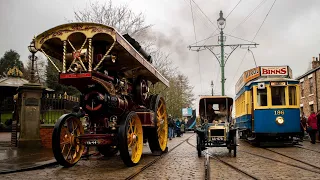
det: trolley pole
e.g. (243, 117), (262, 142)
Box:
(188, 10), (259, 96)
(211, 80), (214, 96)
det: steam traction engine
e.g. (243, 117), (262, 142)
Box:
(32, 23), (169, 167)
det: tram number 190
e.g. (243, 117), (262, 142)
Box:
(274, 110), (284, 115)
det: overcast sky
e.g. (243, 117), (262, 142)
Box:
(1, 0), (320, 110)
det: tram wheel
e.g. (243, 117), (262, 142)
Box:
(148, 95), (168, 154)
(52, 114), (85, 167)
(97, 146), (118, 157)
(118, 111), (143, 167)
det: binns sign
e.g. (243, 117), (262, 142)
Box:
(260, 66), (288, 76)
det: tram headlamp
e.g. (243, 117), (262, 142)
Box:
(276, 116), (284, 125)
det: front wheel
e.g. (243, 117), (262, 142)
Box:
(118, 111), (143, 167)
(52, 114), (85, 167)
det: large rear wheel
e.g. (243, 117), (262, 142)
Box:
(118, 111), (143, 167)
(52, 114), (85, 167)
(148, 95), (168, 154)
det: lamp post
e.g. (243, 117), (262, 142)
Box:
(217, 10), (226, 96)
(28, 38), (38, 83)
(188, 11), (259, 96)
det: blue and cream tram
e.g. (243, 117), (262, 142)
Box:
(234, 66), (301, 144)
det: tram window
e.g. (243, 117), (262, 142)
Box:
(289, 86), (297, 105)
(271, 86), (286, 106)
(257, 89), (268, 106)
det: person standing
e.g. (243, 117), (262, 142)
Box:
(317, 111), (320, 142)
(168, 115), (174, 140)
(307, 112), (318, 144)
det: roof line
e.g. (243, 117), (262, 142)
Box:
(295, 66), (320, 80)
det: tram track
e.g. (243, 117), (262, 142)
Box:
(240, 140), (320, 174)
(240, 149), (320, 174)
(186, 138), (259, 180)
(263, 148), (320, 170)
(125, 134), (195, 180)
(294, 145), (320, 154)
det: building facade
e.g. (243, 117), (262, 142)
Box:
(296, 56), (320, 116)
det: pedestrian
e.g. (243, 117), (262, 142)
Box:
(307, 111), (318, 144)
(300, 112), (307, 141)
(175, 119), (181, 137)
(317, 111), (320, 142)
(168, 115), (174, 140)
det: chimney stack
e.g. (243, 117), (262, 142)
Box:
(312, 55), (320, 69)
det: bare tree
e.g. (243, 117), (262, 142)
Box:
(72, 0), (152, 37)
(24, 57), (46, 84)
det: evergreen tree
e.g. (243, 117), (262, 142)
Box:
(0, 50), (24, 77)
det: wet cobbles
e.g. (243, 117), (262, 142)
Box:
(2, 135), (320, 180)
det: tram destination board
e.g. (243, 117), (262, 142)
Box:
(270, 81), (287, 86)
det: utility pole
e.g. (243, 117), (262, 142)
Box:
(188, 11), (259, 96)
(211, 80), (214, 96)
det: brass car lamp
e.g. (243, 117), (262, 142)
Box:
(275, 116), (284, 125)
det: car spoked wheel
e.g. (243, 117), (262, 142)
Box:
(118, 111), (143, 167)
(52, 114), (85, 167)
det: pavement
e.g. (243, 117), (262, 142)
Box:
(0, 147), (57, 174)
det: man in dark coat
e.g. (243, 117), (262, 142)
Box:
(168, 115), (174, 140)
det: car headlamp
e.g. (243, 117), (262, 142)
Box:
(276, 116), (284, 125)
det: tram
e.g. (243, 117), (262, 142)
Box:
(234, 66), (301, 144)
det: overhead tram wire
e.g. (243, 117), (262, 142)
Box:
(226, 0), (242, 19)
(190, 0), (218, 29)
(189, 0), (203, 93)
(251, 0), (277, 41)
(199, 0), (242, 47)
(227, 0), (277, 91)
(182, 0), (213, 31)
(224, 33), (256, 44)
(229, 0), (268, 35)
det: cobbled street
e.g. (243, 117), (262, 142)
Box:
(2, 132), (320, 180)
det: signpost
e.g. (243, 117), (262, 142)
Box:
(182, 108), (193, 117)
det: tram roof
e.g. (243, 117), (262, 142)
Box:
(199, 96), (233, 100)
(248, 77), (299, 84)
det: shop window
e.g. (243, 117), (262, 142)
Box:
(309, 77), (313, 94)
(310, 104), (314, 112)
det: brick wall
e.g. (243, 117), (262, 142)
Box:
(299, 70), (320, 117)
(40, 124), (54, 148)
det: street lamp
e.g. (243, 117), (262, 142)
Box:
(28, 38), (38, 83)
(217, 10), (226, 30)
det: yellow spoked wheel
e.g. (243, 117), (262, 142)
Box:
(52, 114), (85, 167)
(148, 95), (168, 154)
(118, 111), (143, 167)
